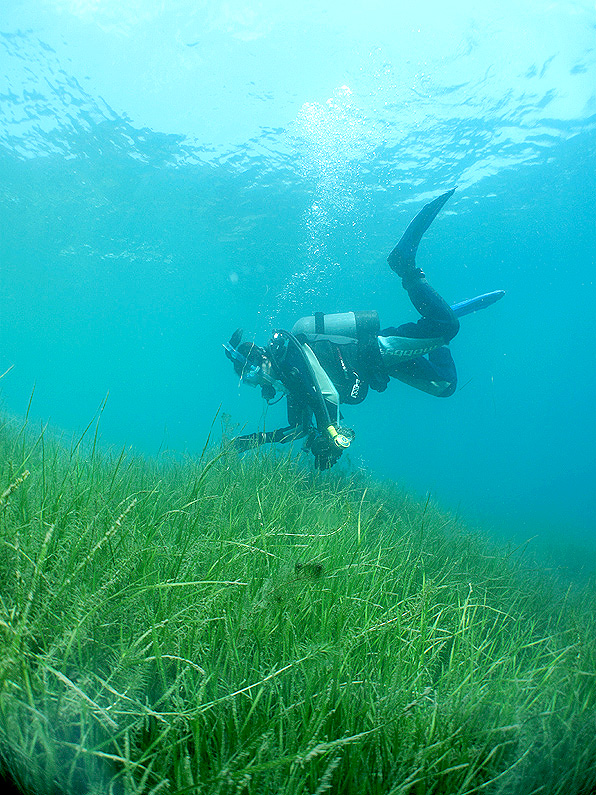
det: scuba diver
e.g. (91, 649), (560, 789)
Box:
(224, 188), (504, 469)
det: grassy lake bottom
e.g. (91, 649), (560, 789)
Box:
(0, 415), (595, 795)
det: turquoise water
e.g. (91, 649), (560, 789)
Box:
(1, 0), (595, 545)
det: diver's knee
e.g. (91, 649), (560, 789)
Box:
(445, 314), (460, 342)
(438, 380), (457, 397)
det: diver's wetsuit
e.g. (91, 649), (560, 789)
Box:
(377, 276), (459, 397)
(287, 274), (459, 418)
(378, 186), (459, 397)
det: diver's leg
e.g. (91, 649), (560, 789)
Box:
(385, 189), (459, 341)
(401, 277), (460, 341)
(386, 347), (457, 397)
(387, 188), (455, 278)
(381, 276), (459, 341)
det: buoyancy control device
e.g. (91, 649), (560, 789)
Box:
(291, 310), (389, 402)
(267, 329), (354, 453)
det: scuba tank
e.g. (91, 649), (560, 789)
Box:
(292, 310), (380, 340)
(291, 310), (389, 401)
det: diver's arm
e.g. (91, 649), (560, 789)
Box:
(232, 383), (312, 451)
(232, 425), (307, 450)
(232, 411), (347, 469)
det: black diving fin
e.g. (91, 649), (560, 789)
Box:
(387, 188), (456, 277)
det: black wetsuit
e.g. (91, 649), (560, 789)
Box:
(378, 276), (459, 397)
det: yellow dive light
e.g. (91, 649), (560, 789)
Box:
(327, 425), (352, 449)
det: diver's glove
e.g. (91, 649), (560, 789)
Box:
(232, 434), (262, 451)
(306, 429), (353, 470)
(310, 434), (343, 470)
